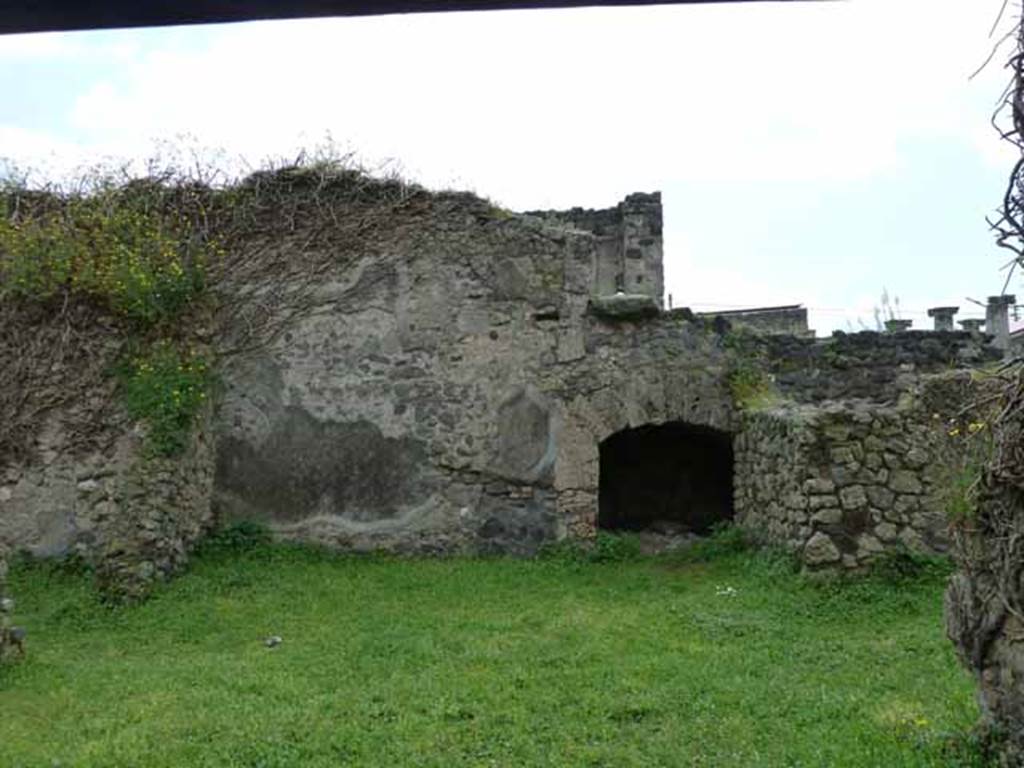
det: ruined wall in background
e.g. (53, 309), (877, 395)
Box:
(0, 178), (1002, 579)
(730, 329), (995, 570)
(0, 189), (689, 570)
(764, 330), (999, 404)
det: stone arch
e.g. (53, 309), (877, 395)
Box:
(552, 367), (736, 538)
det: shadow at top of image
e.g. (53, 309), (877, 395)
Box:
(0, 0), (827, 36)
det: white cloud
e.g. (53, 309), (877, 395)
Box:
(0, 126), (90, 180)
(45, 3), (1002, 203)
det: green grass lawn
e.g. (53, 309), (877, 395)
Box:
(0, 540), (986, 767)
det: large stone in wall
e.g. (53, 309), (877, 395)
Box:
(804, 531), (841, 565)
(491, 387), (555, 484)
(588, 294), (660, 320)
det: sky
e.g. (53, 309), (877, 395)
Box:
(0, 0), (1020, 334)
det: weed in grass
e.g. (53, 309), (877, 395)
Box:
(200, 521), (274, 554)
(671, 522), (756, 564)
(870, 547), (955, 585)
(589, 531), (642, 562)
(538, 531), (642, 564)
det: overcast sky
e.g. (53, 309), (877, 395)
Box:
(0, 0), (1019, 333)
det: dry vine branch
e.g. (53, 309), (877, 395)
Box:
(0, 151), (501, 463)
(941, 11), (1024, 758)
(987, 8), (1024, 287)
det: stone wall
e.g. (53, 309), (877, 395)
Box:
(736, 374), (975, 569)
(764, 330), (999, 404)
(208, 208), (983, 569)
(735, 404), (939, 569)
(213, 195), (733, 554)
(0, 403), (215, 600)
(94, 405), (216, 601)
(733, 408), (813, 557)
(0, 189), (703, 568)
(0, 180), (998, 577)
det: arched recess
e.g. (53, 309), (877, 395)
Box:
(597, 421), (734, 535)
(551, 372), (737, 539)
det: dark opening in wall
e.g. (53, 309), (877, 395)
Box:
(598, 422), (734, 535)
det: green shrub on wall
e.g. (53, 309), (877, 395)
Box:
(1, 186), (220, 461)
(1, 153), (423, 466)
(722, 329), (779, 410)
(727, 367), (775, 410)
(0, 198), (213, 326)
(119, 343), (211, 457)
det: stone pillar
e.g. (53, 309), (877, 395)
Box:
(884, 319), (913, 333)
(960, 319), (986, 334)
(927, 306), (959, 332)
(619, 192), (664, 308)
(543, 192), (664, 307)
(986, 295), (1016, 350)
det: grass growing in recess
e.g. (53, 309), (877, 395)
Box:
(0, 537), (985, 768)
